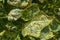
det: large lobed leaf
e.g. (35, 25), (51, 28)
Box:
(22, 14), (53, 37)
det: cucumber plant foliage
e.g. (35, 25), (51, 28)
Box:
(0, 0), (60, 40)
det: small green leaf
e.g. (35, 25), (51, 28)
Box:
(15, 34), (21, 40)
(49, 19), (60, 32)
(40, 27), (55, 40)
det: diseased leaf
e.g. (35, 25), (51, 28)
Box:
(8, 9), (22, 21)
(22, 14), (53, 37)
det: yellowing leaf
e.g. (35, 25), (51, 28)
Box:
(22, 14), (53, 38)
(0, 30), (5, 36)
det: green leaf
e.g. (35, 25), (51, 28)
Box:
(40, 26), (55, 40)
(15, 34), (21, 40)
(22, 3), (40, 21)
(49, 19), (60, 32)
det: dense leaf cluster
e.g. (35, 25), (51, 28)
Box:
(0, 0), (60, 40)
